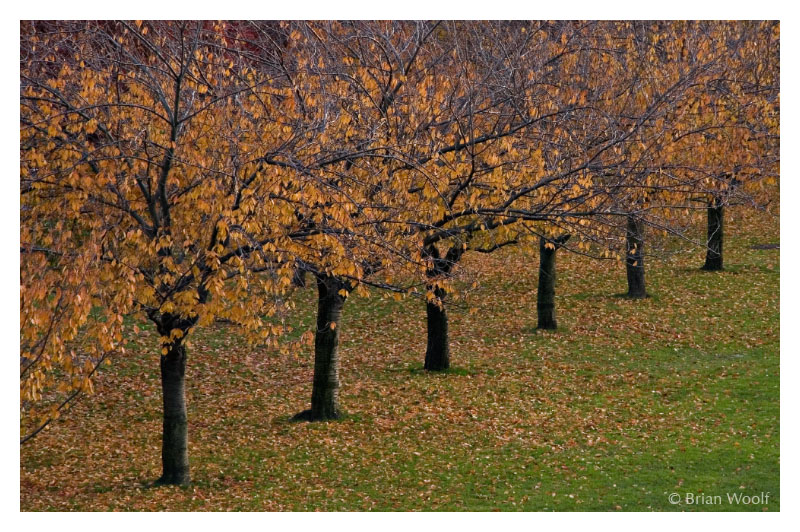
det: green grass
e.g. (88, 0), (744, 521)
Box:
(20, 205), (779, 511)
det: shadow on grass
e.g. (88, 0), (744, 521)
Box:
(610, 292), (659, 303)
(275, 410), (367, 425)
(404, 363), (475, 376)
(519, 324), (573, 335)
(139, 477), (192, 491)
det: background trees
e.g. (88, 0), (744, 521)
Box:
(333, 21), (782, 369)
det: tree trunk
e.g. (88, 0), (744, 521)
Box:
(702, 196), (724, 271)
(422, 243), (465, 372)
(537, 236), (561, 329)
(294, 274), (347, 421)
(157, 338), (190, 485)
(625, 215), (647, 299)
(424, 285), (450, 371)
(536, 234), (570, 329)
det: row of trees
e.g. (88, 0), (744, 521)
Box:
(20, 20), (779, 485)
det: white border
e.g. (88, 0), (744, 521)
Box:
(3, 3), (792, 528)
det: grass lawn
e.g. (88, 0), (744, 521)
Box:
(20, 205), (779, 511)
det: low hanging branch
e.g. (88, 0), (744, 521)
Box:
(21, 349), (115, 445)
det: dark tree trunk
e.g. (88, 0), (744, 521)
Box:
(702, 196), (724, 271)
(157, 337), (190, 485)
(537, 234), (569, 330)
(625, 215), (647, 299)
(424, 285), (449, 371)
(421, 243), (464, 372)
(537, 238), (558, 330)
(294, 274), (348, 421)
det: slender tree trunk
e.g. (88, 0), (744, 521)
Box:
(157, 338), (190, 485)
(424, 285), (449, 371)
(537, 238), (557, 330)
(422, 243), (464, 372)
(625, 215), (647, 299)
(294, 274), (347, 421)
(702, 196), (724, 271)
(537, 236), (566, 330)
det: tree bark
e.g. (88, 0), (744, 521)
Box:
(537, 234), (569, 330)
(157, 338), (190, 485)
(702, 196), (724, 271)
(625, 215), (647, 299)
(424, 285), (449, 371)
(294, 274), (348, 421)
(421, 243), (464, 372)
